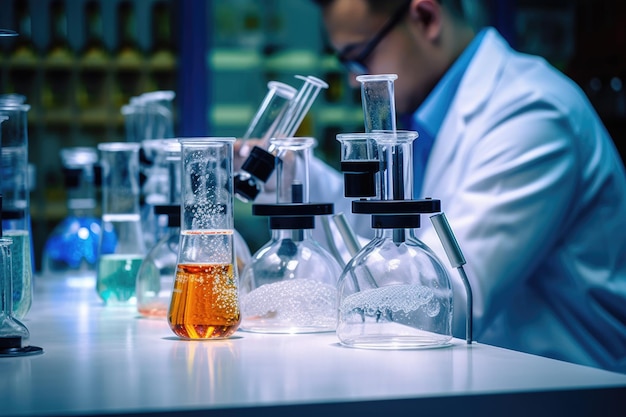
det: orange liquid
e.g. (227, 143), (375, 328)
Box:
(168, 263), (241, 339)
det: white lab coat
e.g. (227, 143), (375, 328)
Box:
(309, 28), (626, 372)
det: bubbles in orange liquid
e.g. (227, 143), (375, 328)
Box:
(168, 263), (241, 339)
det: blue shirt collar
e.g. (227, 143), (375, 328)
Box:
(408, 28), (488, 138)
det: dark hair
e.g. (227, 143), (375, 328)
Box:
(311, 0), (467, 20)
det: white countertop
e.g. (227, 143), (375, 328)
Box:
(2, 276), (626, 417)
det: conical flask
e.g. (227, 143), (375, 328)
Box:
(42, 147), (101, 284)
(168, 137), (241, 339)
(0, 101), (32, 320)
(240, 137), (341, 333)
(136, 139), (181, 318)
(336, 131), (453, 349)
(96, 142), (145, 306)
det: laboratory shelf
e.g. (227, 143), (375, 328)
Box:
(1, 276), (626, 417)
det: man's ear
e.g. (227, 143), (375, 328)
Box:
(408, 0), (443, 40)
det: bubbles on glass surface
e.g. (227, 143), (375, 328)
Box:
(340, 284), (443, 319)
(242, 279), (337, 327)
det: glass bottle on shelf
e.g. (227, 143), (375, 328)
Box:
(0, 101), (32, 320)
(149, 1), (176, 65)
(77, 0), (109, 113)
(81, 0), (108, 62)
(96, 142), (145, 306)
(41, 147), (101, 286)
(9, 0), (36, 61)
(41, 0), (73, 113)
(168, 138), (241, 339)
(47, 0), (72, 59)
(239, 137), (341, 333)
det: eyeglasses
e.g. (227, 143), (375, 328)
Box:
(336, 1), (411, 75)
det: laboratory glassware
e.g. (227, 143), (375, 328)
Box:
(335, 73), (467, 349)
(96, 142), (145, 306)
(136, 204), (180, 318)
(41, 147), (101, 285)
(336, 130), (454, 349)
(234, 75), (328, 202)
(136, 139), (181, 318)
(357, 74), (397, 132)
(168, 137), (241, 339)
(0, 237), (42, 357)
(240, 137), (341, 333)
(234, 80), (296, 202)
(0, 101), (32, 320)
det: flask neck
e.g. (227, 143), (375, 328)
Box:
(271, 228), (312, 243)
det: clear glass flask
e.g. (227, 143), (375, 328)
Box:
(42, 147), (101, 285)
(0, 101), (32, 320)
(96, 142), (145, 306)
(336, 130), (453, 349)
(0, 238), (42, 356)
(168, 138), (241, 339)
(136, 139), (181, 318)
(239, 137), (341, 333)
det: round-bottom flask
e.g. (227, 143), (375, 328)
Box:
(336, 228), (453, 349)
(240, 227), (341, 333)
(336, 130), (453, 349)
(239, 137), (341, 333)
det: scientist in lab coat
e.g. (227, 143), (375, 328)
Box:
(305, 0), (626, 372)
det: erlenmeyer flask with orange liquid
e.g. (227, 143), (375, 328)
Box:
(167, 138), (241, 339)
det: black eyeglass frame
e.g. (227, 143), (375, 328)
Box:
(336, 0), (411, 75)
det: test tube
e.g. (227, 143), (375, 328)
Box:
(357, 74), (398, 133)
(241, 81), (297, 145)
(274, 75), (329, 138)
(234, 76), (328, 203)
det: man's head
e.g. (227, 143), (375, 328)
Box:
(313, 0), (476, 115)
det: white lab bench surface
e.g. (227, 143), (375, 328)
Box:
(2, 276), (626, 417)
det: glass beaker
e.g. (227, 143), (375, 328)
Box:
(96, 142), (145, 306)
(336, 130), (453, 349)
(239, 137), (341, 333)
(168, 137), (241, 339)
(42, 147), (101, 284)
(0, 101), (32, 320)
(0, 238), (42, 356)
